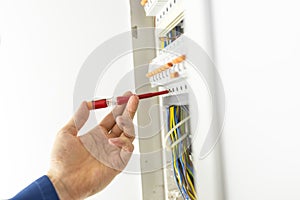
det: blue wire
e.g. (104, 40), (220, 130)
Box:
(166, 107), (170, 143)
(174, 106), (190, 199)
(177, 105), (194, 176)
(174, 107), (186, 176)
(176, 106), (195, 200)
(175, 158), (189, 199)
(168, 107), (185, 198)
(186, 162), (194, 174)
(167, 106), (191, 200)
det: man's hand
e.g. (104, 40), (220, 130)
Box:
(47, 92), (139, 200)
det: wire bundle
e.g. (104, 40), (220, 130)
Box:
(160, 20), (184, 49)
(167, 105), (197, 200)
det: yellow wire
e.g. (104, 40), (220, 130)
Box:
(171, 107), (178, 141)
(183, 152), (195, 195)
(188, 190), (196, 200)
(170, 106), (181, 187)
(186, 170), (196, 195)
(181, 141), (196, 199)
(173, 106), (190, 197)
(170, 106), (197, 199)
(169, 107), (175, 143)
(174, 106), (188, 192)
(179, 106), (197, 199)
(161, 41), (165, 49)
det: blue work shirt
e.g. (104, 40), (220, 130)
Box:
(11, 175), (59, 200)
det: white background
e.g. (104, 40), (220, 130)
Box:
(0, 0), (141, 199)
(1, 0), (300, 200)
(212, 0), (300, 199)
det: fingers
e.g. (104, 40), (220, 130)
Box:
(108, 95), (139, 138)
(99, 91), (132, 131)
(108, 131), (135, 168)
(116, 116), (135, 142)
(108, 115), (136, 151)
(62, 101), (90, 136)
(122, 95), (139, 120)
(108, 137), (134, 152)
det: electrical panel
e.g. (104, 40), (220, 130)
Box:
(130, 0), (225, 199)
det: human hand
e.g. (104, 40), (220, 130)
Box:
(47, 92), (139, 200)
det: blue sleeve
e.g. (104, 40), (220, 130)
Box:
(11, 175), (59, 200)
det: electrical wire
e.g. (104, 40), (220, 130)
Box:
(169, 134), (188, 149)
(167, 105), (197, 200)
(164, 115), (191, 147)
(169, 107), (187, 198)
(174, 106), (196, 198)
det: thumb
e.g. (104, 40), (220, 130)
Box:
(62, 101), (90, 136)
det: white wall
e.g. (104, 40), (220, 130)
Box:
(212, 0), (300, 199)
(2, 1), (300, 199)
(0, 1), (141, 199)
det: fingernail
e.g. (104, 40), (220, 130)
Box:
(124, 132), (135, 139)
(123, 146), (129, 151)
(116, 117), (125, 126)
(109, 138), (119, 145)
(109, 138), (119, 143)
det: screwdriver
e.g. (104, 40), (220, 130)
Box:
(87, 90), (169, 110)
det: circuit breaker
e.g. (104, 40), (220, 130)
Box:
(129, 0), (225, 199)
